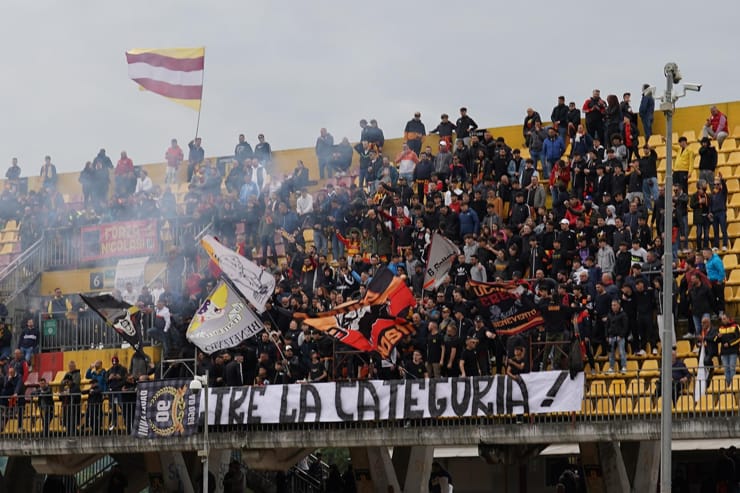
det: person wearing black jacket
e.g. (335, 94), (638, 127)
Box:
(404, 112), (426, 155)
(639, 146), (659, 212)
(551, 96), (569, 143)
(224, 352), (250, 386)
(566, 102), (582, 139)
(606, 299), (629, 372)
(456, 107), (478, 145)
(698, 137), (718, 185)
(536, 286), (573, 371)
(33, 378), (54, 437)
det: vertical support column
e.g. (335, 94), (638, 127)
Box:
(580, 442), (631, 493)
(392, 446), (434, 493)
(350, 447), (401, 493)
(159, 451), (194, 493)
(630, 441), (660, 493)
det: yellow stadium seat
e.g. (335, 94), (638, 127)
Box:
(675, 340), (692, 359)
(682, 130), (698, 143)
(0, 244), (12, 256)
(595, 398), (614, 415)
(623, 360), (639, 378)
(674, 395), (694, 413)
(587, 380), (607, 398)
(716, 393), (739, 412)
(614, 397), (634, 415)
(627, 379), (650, 396)
(724, 286), (735, 304)
(648, 135), (664, 147)
(634, 396), (655, 414)
(696, 395), (715, 413)
(729, 223), (740, 239)
(581, 399), (595, 415)
(727, 269), (740, 286)
(720, 139), (738, 153)
(727, 152), (740, 166)
(730, 194), (740, 209)
(657, 159), (666, 172)
(723, 254), (738, 270)
(684, 357), (699, 373)
(608, 379), (627, 397)
(732, 126), (740, 139)
(707, 376), (728, 394)
(2, 220), (18, 232)
(641, 359), (660, 379)
(727, 179), (740, 194)
(730, 239), (740, 253)
(728, 209), (737, 222)
(655, 147), (667, 159)
(638, 136), (646, 147)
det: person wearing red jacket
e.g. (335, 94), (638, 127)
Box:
(549, 159), (571, 208)
(702, 105), (730, 149)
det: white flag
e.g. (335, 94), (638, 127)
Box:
(186, 280), (265, 354)
(694, 344), (708, 402)
(201, 235), (275, 313)
(423, 232), (460, 290)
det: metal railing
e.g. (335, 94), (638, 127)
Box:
(40, 310), (156, 351)
(0, 373), (735, 442)
(40, 219), (213, 271)
(75, 455), (116, 490)
(0, 236), (44, 302)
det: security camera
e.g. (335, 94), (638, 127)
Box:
(683, 83), (702, 92)
(664, 62), (682, 84)
(189, 379), (203, 391)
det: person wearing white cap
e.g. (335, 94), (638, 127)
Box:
(433, 140), (452, 183)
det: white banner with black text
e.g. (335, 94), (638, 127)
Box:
(191, 371), (583, 425)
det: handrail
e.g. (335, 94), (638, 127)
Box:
(0, 234), (44, 279)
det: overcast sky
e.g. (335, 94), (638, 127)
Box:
(2, 0), (739, 175)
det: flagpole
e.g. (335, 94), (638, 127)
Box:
(194, 46), (206, 139)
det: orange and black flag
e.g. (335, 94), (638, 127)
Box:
(295, 268), (416, 359)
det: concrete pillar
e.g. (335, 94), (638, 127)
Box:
(349, 447), (401, 493)
(392, 446), (434, 493)
(580, 442), (631, 493)
(629, 441), (660, 493)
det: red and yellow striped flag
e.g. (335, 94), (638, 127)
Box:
(125, 47), (205, 111)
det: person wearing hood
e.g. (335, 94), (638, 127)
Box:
(639, 84), (655, 141)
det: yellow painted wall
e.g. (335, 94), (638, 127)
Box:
(40, 262), (165, 296)
(62, 345), (161, 372)
(3, 101), (738, 198)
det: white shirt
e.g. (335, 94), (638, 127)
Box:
(155, 305), (172, 332)
(121, 289), (139, 306)
(135, 176), (153, 194)
(296, 194), (314, 215)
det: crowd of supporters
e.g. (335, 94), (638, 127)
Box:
(1, 90), (740, 403)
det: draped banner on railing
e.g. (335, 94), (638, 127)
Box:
(81, 220), (159, 262)
(133, 379), (200, 438)
(133, 372), (583, 436)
